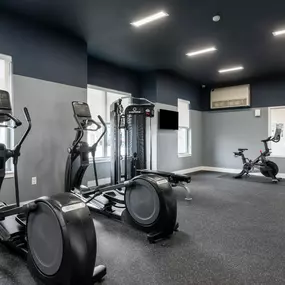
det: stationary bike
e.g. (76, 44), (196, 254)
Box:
(233, 127), (282, 183)
(65, 101), (178, 243)
(0, 90), (106, 284)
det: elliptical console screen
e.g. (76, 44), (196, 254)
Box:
(73, 102), (91, 118)
(0, 90), (11, 110)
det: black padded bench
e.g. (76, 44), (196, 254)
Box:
(139, 170), (191, 184)
(138, 170), (192, 201)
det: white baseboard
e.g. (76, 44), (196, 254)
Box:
(180, 166), (285, 179)
(87, 166), (285, 185)
(202, 166), (240, 174)
(174, 166), (204, 175)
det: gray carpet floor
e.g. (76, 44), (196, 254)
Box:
(1, 171), (285, 284)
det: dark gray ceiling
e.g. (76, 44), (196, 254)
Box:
(0, 0), (285, 85)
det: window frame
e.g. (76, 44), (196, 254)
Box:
(177, 99), (191, 157)
(87, 85), (131, 162)
(0, 54), (13, 174)
(268, 106), (285, 158)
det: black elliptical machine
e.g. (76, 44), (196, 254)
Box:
(0, 90), (106, 284)
(65, 101), (178, 243)
(233, 126), (282, 183)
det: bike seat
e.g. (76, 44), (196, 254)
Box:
(238, 148), (248, 152)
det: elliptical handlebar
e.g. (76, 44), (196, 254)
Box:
(0, 113), (22, 129)
(84, 119), (101, 131)
(0, 106), (31, 152)
(24, 107), (31, 122)
(91, 115), (107, 152)
(71, 112), (107, 153)
(97, 115), (106, 128)
(14, 107), (32, 153)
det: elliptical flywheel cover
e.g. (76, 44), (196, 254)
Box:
(125, 176), (161, 226)
(27, 201), (63, 276)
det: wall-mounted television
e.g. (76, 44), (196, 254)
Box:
(159, 109), (179, 130)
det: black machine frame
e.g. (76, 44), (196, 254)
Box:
(110, 97), (192, 200)
(233, 127), (282, 183)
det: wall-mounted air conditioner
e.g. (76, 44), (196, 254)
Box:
(210, 84), (250, 109)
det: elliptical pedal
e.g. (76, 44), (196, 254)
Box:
(16, 212), (27, 227)
(0, 223), (11, 241)
(103, 191), (124, 204)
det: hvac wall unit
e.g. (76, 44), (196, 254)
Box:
(210, 84), (250, 109)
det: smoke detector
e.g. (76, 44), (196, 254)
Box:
(213, 14), (221, 22)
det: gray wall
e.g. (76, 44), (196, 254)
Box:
(203, 108), (285, 172)
(1, 75), (86, 204)
(157, 103), (203, 172)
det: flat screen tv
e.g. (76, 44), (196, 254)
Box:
(159, 109), (179, 130)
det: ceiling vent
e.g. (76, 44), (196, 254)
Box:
(210, 85), (250, 109)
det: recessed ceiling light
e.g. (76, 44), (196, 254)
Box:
(130, 11), (169, 27)
(186, 47), (217, 57)
(218, 66), (244, 73)
(273, 30), (285, 36)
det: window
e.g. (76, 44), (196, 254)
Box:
(268, 107), (285, 157)
(87, 85), (131, 159)
(178, 99), (191, 156)
(0, 55), (12, 171)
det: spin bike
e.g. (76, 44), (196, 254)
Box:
(65, 101), (178, 243)
(233, 127), (282, 183)
(0, 90), (106, 284)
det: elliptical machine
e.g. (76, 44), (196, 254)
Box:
(65, 101), (178, 243)
(233, 126), (282, 183)
(0, 90), (106, 284)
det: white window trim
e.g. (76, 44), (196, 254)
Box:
(0, 54), (14, 175)
(87, 85), (131, 161)
(87, 84), (131, 97)
(178, 153), (192, 158)
(95, 157), (111, 163)
(178, 99), (191, 157)
(178, 127), (192, 157)
(5, 171), (14, 179)
(178, 98), (191, 104)
(268, 106), (285, 158)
